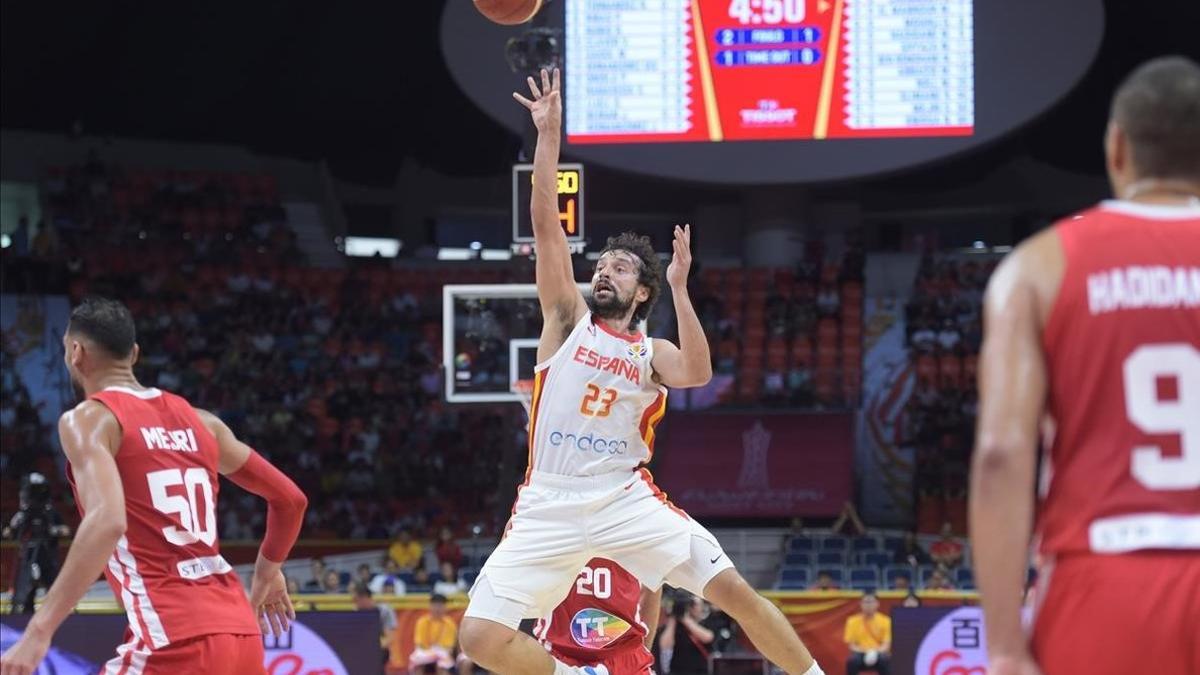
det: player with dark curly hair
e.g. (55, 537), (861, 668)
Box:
(589, 232), (662, 328)
(458, 67), (824, 675)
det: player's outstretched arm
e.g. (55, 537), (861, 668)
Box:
(969, 234), (1056, 675)
(652, 225), (713, 388)
(513, 68), (586, 336)
(1, 403), (125, 675)
(202, 410), (308, 637)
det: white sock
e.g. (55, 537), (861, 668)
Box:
(801, 662), (826, 675)
(553, 660), (609, 675)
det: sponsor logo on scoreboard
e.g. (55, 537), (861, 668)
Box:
(740, 99), (798, 127)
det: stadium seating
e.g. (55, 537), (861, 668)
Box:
(955, 567), (975, 589)
(789, 538), (816, 552)
(784, 553), (813, 567)
(884, 566), (914, 588)
(859, 552), (892, 569)
(848, 566), (880, 589)
(777, 533), (969, 591)
(779, 568), (811, 588)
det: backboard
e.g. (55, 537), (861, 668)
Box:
(442, 283), (590, 403)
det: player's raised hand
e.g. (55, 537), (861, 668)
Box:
(513, 68), (561, 134)
(248, 557), (295, 638)
(666, 224), (693, 290)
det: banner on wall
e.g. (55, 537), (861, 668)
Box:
(2, 594), (984, 675)
(653, 413), (853, 517)
(0, 612), (381, 674)
(0, 294), (73, 429)
(892, 606), (990, 675)
(856, 295), (917, 527)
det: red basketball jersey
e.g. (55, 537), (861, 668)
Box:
(67, 386), (259, 650)
(535, 558), (653, 671)
(1038, 200), (1200, 556)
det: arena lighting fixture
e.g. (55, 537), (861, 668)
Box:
(0, 234), (11, 249)
(437, 248), (474, 261)
(344, 236), (402, 258)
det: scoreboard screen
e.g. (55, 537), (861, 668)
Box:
(512, 163), (585, 246)
(565, 0), (974, 144)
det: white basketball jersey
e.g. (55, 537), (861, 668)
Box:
(526, 312), (668, 477)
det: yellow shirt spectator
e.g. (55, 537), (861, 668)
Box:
(389, 533), (424, 570)
(844, 611), (891, 651)
(414, 614), (458, 650)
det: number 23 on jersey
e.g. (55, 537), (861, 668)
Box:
(580, 383), (618, 417)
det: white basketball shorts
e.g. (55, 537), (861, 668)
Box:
(464, 469), (735, 629)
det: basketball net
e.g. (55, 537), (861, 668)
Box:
(511, 379), (535, 428)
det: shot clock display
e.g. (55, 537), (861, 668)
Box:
(512, 163), (585, 247)
(565, 0), (974, 143)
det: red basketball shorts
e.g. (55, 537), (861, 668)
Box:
(1031, 551), (1200, 675)
(104, 632), (265, 674)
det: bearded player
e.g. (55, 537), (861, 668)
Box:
(970, 56), (1200, 675)
(534, 559), (661, 675)
(0, 298), (308, 675)
(457, 68), (822, 675)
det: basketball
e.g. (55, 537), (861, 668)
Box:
(474, 0), (542, 26)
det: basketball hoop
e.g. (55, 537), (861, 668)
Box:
(511, 379), (535, 423)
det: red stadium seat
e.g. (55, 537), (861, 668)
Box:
(939, 354), (962, 390)
(817, 318), (838, 341)
(766, 337), (788, 370)
(944, 495), (968, 535)
(962, 354), (979, 382)
(916, 354), (938, 384)
(916, 494), (945, 534)
(841, 281), (864, 305)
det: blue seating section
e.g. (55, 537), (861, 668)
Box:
(816, 551), (846, 566)
(785, 552), (812, 567)
(955, 567), (974, 589)
(861, 552), (892, 568)
(819, 537), (848, 551)
(777, 535), (972, 591)
(789, 538), (815, 552)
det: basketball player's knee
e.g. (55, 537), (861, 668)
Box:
(703, 569), (758, 615)
(458, 618), (515, 662)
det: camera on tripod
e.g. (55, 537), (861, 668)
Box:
(3, 473), (70, 614)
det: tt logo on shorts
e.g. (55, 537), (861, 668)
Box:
(549, 431), (628, 455)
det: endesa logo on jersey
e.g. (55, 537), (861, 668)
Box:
(570, 608), (632, 649)
(549, 430), (628, 455)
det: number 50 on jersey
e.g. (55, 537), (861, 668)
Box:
(512, 163), (585, 252)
